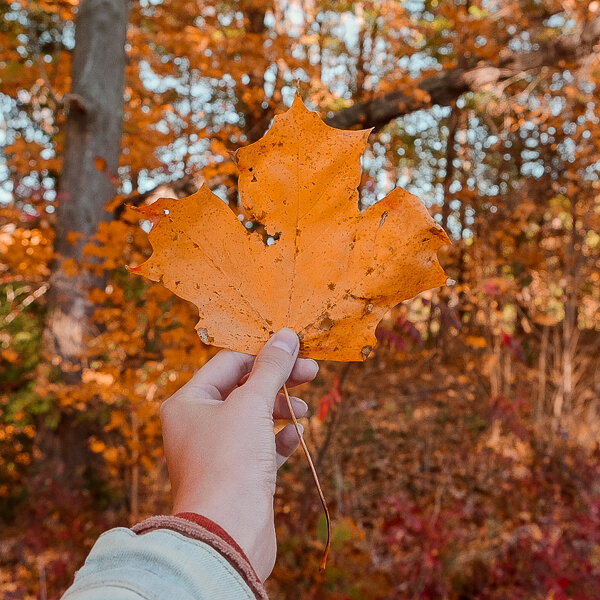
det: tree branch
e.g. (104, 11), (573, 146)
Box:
(122, 17), (600, 208)
(325, 16), (600, 130)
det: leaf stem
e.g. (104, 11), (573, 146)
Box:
(282, 383), (331, 571)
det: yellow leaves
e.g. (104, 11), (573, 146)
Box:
(140, 455), (155, 473)
(61, 258), (79, 276)
(0, 224), (53, 280)
(94, 156), (107, 172)
(159, 327), (186, 345)
(532, 313), (560, 327)
(465, 336), (487, 348)
(104, 410), (126, 433)
(89, 438), (106, 454)
(81, 369), (115, 386)
(131, 97), (449, 361)
(412, 88), (431, 104)
(4, 138), (45, 173)
(1, 348), (20, 363)
(66, 231), (84, 245)
(84, 221), (131, 270)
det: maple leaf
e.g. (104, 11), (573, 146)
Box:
(129, 96), (450, 361)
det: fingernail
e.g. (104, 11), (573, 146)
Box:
(297, 423), (304, 436)
(294, 398), (308, 413)
(271, 328), (299, 354)
(307, 359), (319, 376)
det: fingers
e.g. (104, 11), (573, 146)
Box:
(184, 351), (254, 401)
(273, 394), (308, 420)
(178, 329), (319, 407)
(244, 329), (300, 407)
(287, 357), (319, 388)
(236, 357), (319, 390)
(276, 423), (304, 469)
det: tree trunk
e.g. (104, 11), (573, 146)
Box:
(44, 0), (130, 381)
(441, 101), (459, 231)
(40, 0), (130, 485)
(536, 325), (549, 422)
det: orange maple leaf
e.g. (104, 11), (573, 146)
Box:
(129, 96), (450, 361)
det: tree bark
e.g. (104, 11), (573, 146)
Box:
(44, 0), (130, 381)
(441, 102), (459, 231)
(40, 0), (130, 486)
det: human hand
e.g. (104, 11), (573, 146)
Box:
(159, 328), (318, 581)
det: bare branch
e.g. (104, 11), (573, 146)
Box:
(325, 16), (600, 130)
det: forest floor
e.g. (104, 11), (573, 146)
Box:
(271, 340), (600, 599)
(1, 336), (599, 599)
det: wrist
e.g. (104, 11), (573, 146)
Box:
(173, 494), (276, 581)
(132, 514), (269, 597)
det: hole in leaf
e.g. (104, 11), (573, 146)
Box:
(197, 328), (213, 345)
(243, 217), (282, 246)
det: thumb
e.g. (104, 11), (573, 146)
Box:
(245, 328), (300, 404)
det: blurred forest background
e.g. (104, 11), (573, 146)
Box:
(1, 0), (600, 598)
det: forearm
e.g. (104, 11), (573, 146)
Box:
(62, 515), (268, 600)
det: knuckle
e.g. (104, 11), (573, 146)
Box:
(256, 351), (289, 373)
(159, 394), (179, 421)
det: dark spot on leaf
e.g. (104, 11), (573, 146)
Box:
(318, 316), (334, 331)
(328, 282), (336, 290)
(175, 280), (181, 286)
(172, 234), (179, 241)
(379, 211), (388, 227)
(366, 267), (374, 275)
(429, 225), (448, 240)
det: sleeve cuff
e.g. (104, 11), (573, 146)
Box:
(131, 514), (268, 600)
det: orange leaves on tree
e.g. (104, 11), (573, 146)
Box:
(130, 96), (450, 361)
(94, 156), (119, 185)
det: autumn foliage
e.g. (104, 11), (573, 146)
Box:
(1, 1), (600, 598)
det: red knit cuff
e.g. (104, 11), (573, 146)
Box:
(132, 514), (268, 600)
(174, 512), (252, 564)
